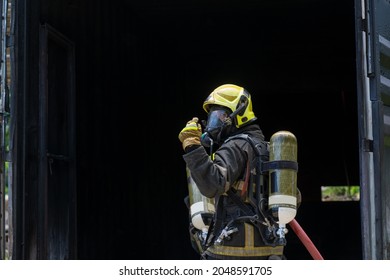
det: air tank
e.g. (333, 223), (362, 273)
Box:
(186, 167), (215, 238)
(268, 131), (298, 229)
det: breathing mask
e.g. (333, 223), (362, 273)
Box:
(200, 107), (232, 148)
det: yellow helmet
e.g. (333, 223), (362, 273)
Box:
(203, 84), (257, 128)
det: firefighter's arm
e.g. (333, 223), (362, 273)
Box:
(183, 140), (246, 198)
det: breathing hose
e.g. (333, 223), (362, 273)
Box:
(289, 218), (324, 260)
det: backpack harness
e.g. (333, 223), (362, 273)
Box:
(202, 133), (297, 252)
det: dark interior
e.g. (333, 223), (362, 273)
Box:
(15, 0), (361, 259)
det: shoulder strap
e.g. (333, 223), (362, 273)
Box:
(225, 133), (269, 213)
(225, 134), (269, 171)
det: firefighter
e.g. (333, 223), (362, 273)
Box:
(178, 84), (288, 260)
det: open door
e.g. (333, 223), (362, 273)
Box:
(38, 23), (77, 259)
(355, 0), (390, 259)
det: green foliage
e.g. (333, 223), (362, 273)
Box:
(321, 186), (360, 201)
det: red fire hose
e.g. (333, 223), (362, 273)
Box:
(289, 218), (324, 260)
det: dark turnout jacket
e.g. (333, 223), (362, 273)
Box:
(183, 124), (284, 259)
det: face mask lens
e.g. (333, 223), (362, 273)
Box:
(206, 109), (228, 131)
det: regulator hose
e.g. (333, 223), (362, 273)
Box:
(289, 218), (324, 260)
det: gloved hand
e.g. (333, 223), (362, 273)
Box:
(178, 117), (202, 150)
